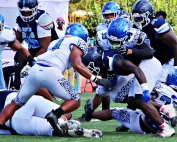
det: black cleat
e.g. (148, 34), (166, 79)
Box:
(84, 99), (93, 122)
(75, 113), (86, 122)
(45, 110), (63, 136)
(116, 124), (129, 132)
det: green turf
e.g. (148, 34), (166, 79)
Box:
(0, 92), (176, 142)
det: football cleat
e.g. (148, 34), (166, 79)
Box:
(66, 120), (81, 130)
(159, 104), (177, 127)
(74, 113), (86, 122)
(45, 110), (63, 136)
(157, 126), (175, 137)
(75, 128), (103, 138)
(116, 124), (129, 132)
(84, 99), (94, 122)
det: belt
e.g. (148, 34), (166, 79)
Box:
(37, 63), (51, 67)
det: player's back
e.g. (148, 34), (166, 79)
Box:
(37, 36), (88, 74)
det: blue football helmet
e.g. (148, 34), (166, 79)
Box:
(82, 46), (103, 76)
(101, 1), (120, 25)
(0, 14), (5, 35)
(65, 23), (89, 45)
(166, 69), (177, 91)
(107, 17), (130, 49)
(17, 0), (38, 22)
(132, 0), (154, 29)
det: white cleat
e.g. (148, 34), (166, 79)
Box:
(66, 120), (81, 130)
(157, 126), (175, 137)
(75, 128), (103, 138)
(160, 104), (177, 127)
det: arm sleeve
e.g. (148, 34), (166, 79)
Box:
(131, 43), (153, 59)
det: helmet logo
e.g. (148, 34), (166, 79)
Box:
(66, 28), (70, 34)
(105, 10), (111, 13)
(87, 62), (100, 76)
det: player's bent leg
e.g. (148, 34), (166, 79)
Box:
(75, 93), (102, 122)
(101, 96), (110, 110)
(112, 108), (145, 134)
(129, 98), (175, 137)
(45, 100), (80, 136)
(84, 99), (94, 122)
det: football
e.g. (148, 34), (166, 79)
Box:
(38, 13), (54, 30)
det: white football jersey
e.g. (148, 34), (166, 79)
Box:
(0, 25), (16, 53)
(96, 22), (108, 32)
(37, 36), (88, 74)
(96, 29), (111, 50)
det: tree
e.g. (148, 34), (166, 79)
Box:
(69, 0), (177, 35)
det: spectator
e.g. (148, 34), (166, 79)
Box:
(55, 17), (66, 38)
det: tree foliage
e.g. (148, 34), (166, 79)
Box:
(69, 0), (177, 37)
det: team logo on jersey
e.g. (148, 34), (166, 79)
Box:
(151, 19), (158, 25)
(22, 27), (39, 49)
(87, 62), (100, 76)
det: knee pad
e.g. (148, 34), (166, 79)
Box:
(95, 86), (109, 97)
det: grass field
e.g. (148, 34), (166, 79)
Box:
(0, 92), (176, 142)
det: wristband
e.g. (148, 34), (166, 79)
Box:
(141, 83), (148, 91)
(27, 55), (36, 67)
(90, 74), (97, 82)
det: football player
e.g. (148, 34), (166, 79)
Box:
(84, 82), (177, 136)
(75, 1), (121, 122)
(0, 91), (102, 138)
(83, 103), (175, 136)
(116, 0), (177, 133)
(0, 23), (110, 136)
(0, 13), (37, 89)
(131, 0), (177, 87)
(82, 17), (177, 137)
(14, 0), (58, 92)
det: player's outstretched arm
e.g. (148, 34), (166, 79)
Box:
(70, 45), (110, 89)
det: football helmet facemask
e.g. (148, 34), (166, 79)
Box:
(107, 17), (130, 49)
(17, 0), (38, 22)
(101, 1), (120, 25)
(132, 0), (153, 30)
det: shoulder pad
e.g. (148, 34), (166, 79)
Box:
(73, 37), (88, 56)
(96, 22), (107, 32)
(1, 26), (16, 43)
(151, 17), (170, 35)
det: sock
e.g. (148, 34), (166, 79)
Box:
(53, 107), (64, 118)
(101, 96), (110, 110)
(58, 115), (68, 130)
